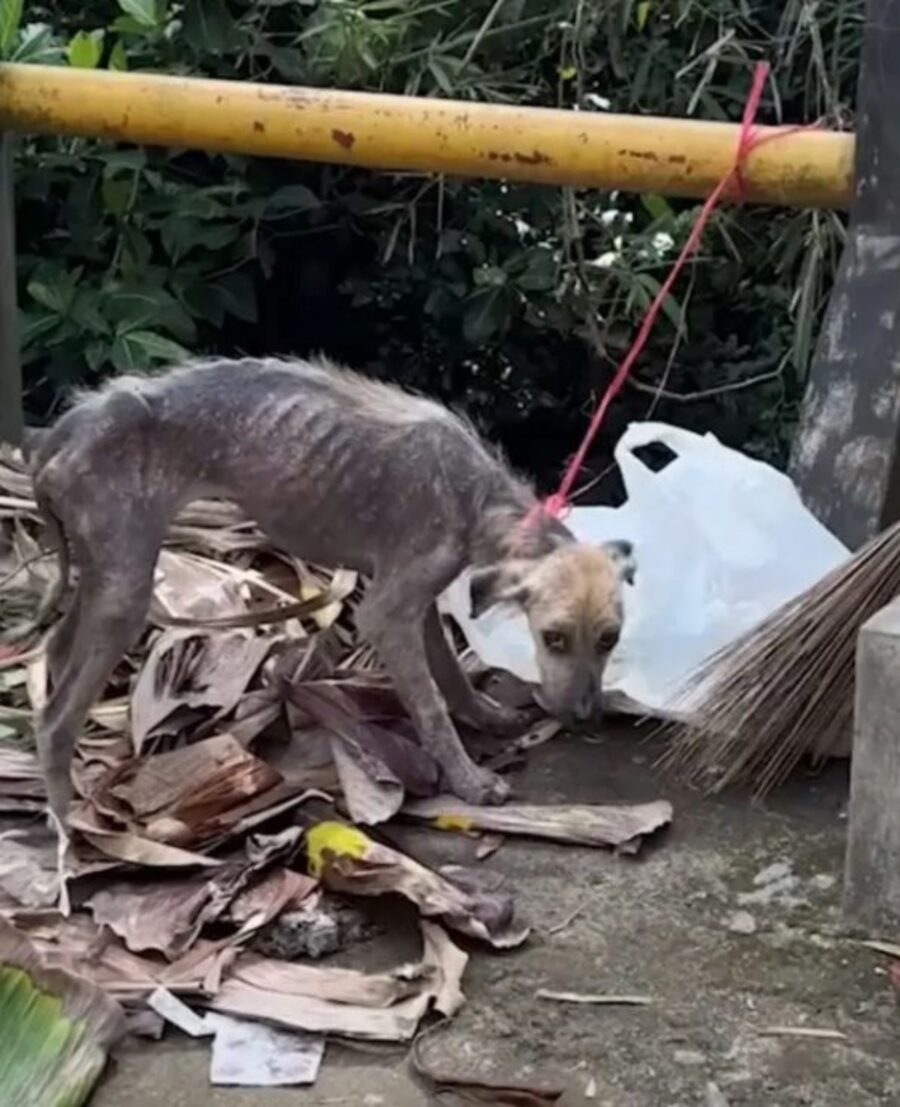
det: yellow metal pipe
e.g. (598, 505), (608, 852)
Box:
(0, 63), (854, 209)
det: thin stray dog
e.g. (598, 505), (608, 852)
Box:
(28, 356), (636, 822)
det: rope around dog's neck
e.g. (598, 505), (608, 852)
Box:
(526, 61), (818, 528)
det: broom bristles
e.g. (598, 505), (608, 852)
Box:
(659, 519), (900, 797)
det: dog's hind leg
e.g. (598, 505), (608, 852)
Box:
(46, 585), (82, 691)
(36, 515), (165, 821)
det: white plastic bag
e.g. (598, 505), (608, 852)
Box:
(440, 422), (850, 718)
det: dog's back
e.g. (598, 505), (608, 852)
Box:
(30, 356), (518, 575)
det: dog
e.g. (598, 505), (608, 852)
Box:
(27, 356), (635, 821)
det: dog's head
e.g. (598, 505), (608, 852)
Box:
(469, 540), (635, 724)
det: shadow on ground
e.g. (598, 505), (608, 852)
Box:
(92, 723), (899, 1106)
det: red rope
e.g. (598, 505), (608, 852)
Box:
(536, 61), (817, 522)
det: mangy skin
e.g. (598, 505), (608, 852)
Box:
(28, 356), (635, 821)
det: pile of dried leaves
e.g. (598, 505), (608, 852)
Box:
(0, 448), (672, 1098)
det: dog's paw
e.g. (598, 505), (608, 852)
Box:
(446, 761), (510, 806)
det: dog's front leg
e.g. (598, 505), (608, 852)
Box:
(358, 577), (509, 805)
(423, 606), (527, 735)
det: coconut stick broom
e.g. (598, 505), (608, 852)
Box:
(659, 519), (900, 798)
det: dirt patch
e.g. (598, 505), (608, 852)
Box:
(93, 726), (899, 1106)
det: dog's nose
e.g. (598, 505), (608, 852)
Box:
(573, 692), (597, 722)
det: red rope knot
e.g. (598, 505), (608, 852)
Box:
(542, 492), (569, 519)
(731, 61), (771, 200)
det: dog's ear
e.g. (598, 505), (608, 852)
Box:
(469, 562), (530, 619)
(604, 540), (637, 585)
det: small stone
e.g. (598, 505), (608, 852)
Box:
(737, 874), (803, 908)
(727, 910), (757, 935)
(674, 1049), (706, 1066)
(753, 860), (792, 886)
(706, 1083), (730, 1107)
(810, 873), (837, 891)
(809, 932), (836, 950)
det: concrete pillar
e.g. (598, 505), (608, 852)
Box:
(788, 0), (900, 548)
(843, 596), (900, 930)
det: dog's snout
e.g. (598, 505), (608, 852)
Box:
(573, 690), (598, 722)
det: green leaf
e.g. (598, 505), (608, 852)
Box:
(120, 226), (154, 273)
(0, 0), (23, 58)
(116, 0), (164, 29)
(85, 341), (109, 371)
(511, 249), (557, 293)
(0, 919), (123, 1107)
(463, 287), (510, 345)
(636, 0), (651, 30)
(108, 39), (127, 70)
(109, 333), (148, 371)
(100, 149), (146, 176)
(11, 22), (65, 64)
(182, 0), (240, 53)
(264, 184), (320, 215)
(120, 329), (190, 363)
(424, 285), (458, 319)
(67, 29), (104, 68)
(111, 327), (188, 371)
(105, 287), (197, 343)
(19, 309), (59, 348)
(634, 272), (682, 330)
(69, 291), (111, 336)
(181, 282), (226, 326)
(267, 44), (308, 81)
(101, 177), (133, 214)
(160, 216), (237, 258)
(26, 275), (76, 316)
(792, 240), (821, 381)
(109, 15), (149, 34)
(216, 270), (257, 323)
(641, 193), (672, 222)
(472, 265), (506, 289)
(428, 58), (454, 95)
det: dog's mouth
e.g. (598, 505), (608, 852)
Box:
(531, 688), (549, 714)
(530, 688), (602, 729)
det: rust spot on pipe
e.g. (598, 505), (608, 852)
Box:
(619, 148), (660, 162)
(259, 89), (308, 109)
(253, 120), (265, 133)
(332, 128), (355, 149)
(486, 150), (512, 163)
(514, 149), (553, 166)
(668, 154), (686, 165)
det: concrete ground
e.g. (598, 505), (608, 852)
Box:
(92, 724), (900, 1106)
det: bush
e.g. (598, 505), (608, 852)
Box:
(4, 0), (862, 489)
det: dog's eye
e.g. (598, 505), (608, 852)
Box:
(542, 630), (569, 654)
(595, 628), (620, 654)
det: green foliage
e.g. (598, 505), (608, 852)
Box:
(0, 961), (111, 1107)
(0, 0), (24, 58)
(12, 0), (863, 480)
